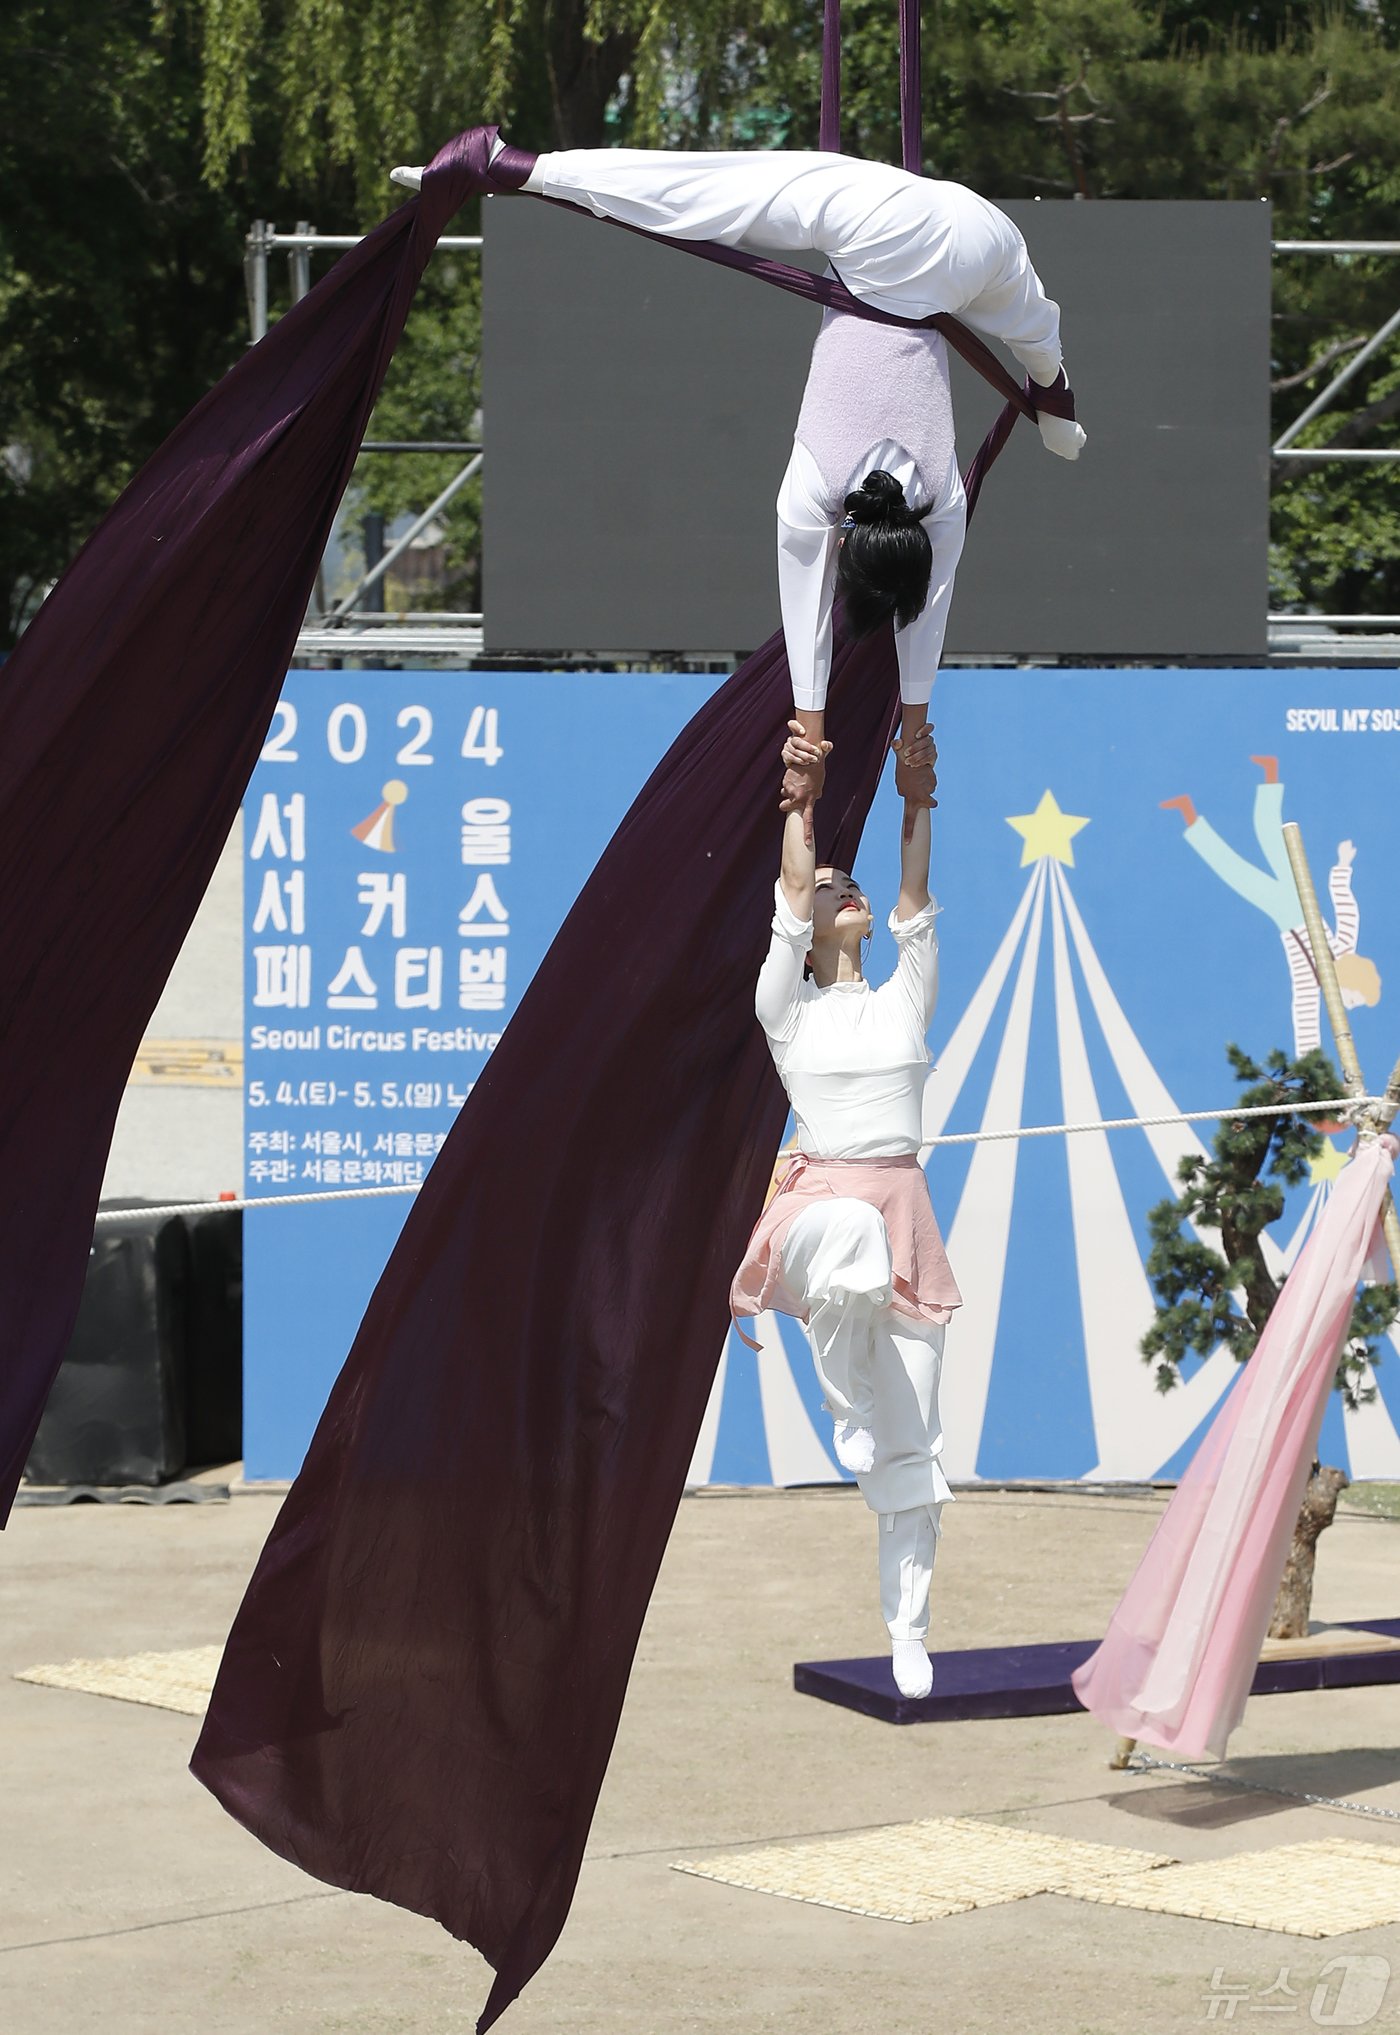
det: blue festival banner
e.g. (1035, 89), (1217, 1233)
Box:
(246, 667), (1400, 1487)
(242, 669), (718, 1477)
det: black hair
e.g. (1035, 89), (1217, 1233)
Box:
(835, 470), (934, 639)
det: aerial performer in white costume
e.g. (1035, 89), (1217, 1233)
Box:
(729, 718), (960, 1699)
(389, 139), (1077, 1693)
(393, 144), (1086, 833)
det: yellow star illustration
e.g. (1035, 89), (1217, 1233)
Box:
(1005, 790), (1091, 868)
(1309, 1138), (1349, 1187)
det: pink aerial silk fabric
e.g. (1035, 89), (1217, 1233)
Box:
(1072, 1133), (1397, 1759)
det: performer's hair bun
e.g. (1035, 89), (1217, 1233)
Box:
(843, 469), (916, 526)
(837, 470), (935, 636)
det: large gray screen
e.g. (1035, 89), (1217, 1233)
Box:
(483, 195), (1268, 658)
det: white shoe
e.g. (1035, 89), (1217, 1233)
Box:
(833, 1421), (876, 1475)
(390, 165), (424, 192)
(891, 1639), (933, 1699)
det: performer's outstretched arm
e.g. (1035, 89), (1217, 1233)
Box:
(885, 766), (940, 1028)
(756, 732), (825, 1046)
(893, 478), (966, 717)
(776, 721), (829, 889)
(896, 730), (935, 920)
(774, 452), (837, 845)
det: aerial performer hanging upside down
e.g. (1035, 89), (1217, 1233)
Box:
(732, 720), (960, 1696)
(393, 139), (1086, 834)
(392, 140), (1078, 1698)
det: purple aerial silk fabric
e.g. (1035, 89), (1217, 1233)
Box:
(0, 120), (1055, 1519)
(0, 128), (511, 1519)
(191, 622), (902, 2029)
(1, 97), (1052, 2035)
(180, 138), (1055, 2030)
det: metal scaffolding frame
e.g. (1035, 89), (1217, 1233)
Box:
(245, 221), (487, 658)
(241, 221), (1400, 667)
(1268, 238), (1400, 664)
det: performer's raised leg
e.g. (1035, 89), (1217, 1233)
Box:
(392, 141), (1078, 406)
(780, 1196), (893, 1473)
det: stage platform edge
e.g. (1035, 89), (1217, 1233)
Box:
(793, 1617), (1400, 1725)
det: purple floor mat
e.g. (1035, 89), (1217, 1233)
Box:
(794, 1617), (1400, 1724)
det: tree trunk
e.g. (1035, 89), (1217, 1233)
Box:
(544, 0), (632, 147)
(1267, 1462), (1350, 1639)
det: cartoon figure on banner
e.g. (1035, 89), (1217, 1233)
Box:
(353, 779), (408, 852)
(1161, 754), (1382, 1055)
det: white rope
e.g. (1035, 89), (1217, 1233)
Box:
(96, 1094), (1382, 1222)
(1127, 1751), (1400, 1826)
(924, 1093), (1383, 1149)
(95, 1184), (422, 1222)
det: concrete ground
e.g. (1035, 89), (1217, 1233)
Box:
(3, 1487), (1398, 2035)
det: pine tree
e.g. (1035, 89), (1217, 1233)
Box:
(1142, 1042), (1398, 1635)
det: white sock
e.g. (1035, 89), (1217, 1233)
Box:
(833, 1420), (876, 1475)
(1038, 411), (1087, 461)
(891, 1638), (933, 1699)
(391, 137), (505, 193)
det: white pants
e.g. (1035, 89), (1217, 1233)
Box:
(780, 1196), (952, 1512)
(527, 148), (1064, 385)
(779, 1195), (951, 1640)
(880, 1502), (942, 1642)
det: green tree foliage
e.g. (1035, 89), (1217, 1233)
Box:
(341, 257), (485, 613)
(0, 3), (227, 640)
(1142, 1043), (1399, 1409)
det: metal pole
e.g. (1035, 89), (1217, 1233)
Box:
(1273, 449), (1400, 463)
(287, 220), (322, 611)
(289, 220), (314, 303)
(261, 232), (482, 250)
(360, 441), (482, 454)
(326, 454), (483, 620)
(1273, 241), (1400, 255)
(362, 511), (386, 614)
(1371, 1057), (1400, 1281)
(1273, 301), (1400, 451)
(243, 221), (271, 345)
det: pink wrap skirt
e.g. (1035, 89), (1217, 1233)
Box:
(730, 1152), (962, 1349)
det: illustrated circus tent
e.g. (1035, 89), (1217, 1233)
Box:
(690, 795), (1400, 1487)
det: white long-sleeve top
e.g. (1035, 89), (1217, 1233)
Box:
(755, 882), (940, 1157)
(778, 436), (966, 711)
